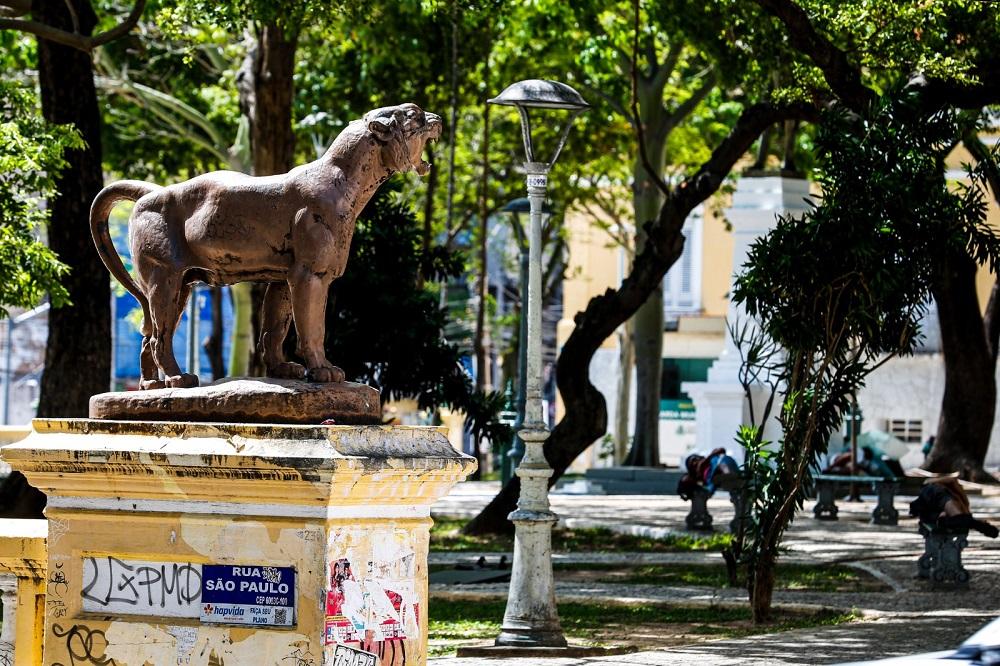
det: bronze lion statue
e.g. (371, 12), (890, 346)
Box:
(91, 103), (441, 389)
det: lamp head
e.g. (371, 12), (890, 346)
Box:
(489, 79), (589, 167)
(488, 79), (590, 112)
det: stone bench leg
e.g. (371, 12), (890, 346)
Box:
(871, 482), (899, 526)
(685, 488), (713, 531)
(933, 532), (970, 588)
(917, 529), (938, 579)
(813, 479), (839, 520)
(918, 531), (970, 587)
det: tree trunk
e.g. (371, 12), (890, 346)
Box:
(444, 0), (459, 235)
(925, 252), (997, 482)
(244, 23), (298, 177)
(628, 287), (663, 466)
(473, 54), (491, 394)
(464, 230), (685, 534)
(624, 135), (667, 467)
(34, 0), (109, 418)
(418, 144), (437, 287)
(228, 282), (254, 376)
(248, 283), (267, 375)
(237, 21), (298, 375)
(463, 102), (811, 535)
(203, 286), (225, 380)
(984, 281), (1000, 365)
(614, 317), (634, 462)
(750, 548), (777, 623)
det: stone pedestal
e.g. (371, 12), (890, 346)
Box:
(683, 176), (812, 461)
(4, 418), (475, 666)
(0, 518), (46, 666)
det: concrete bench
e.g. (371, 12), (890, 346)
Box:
(917, 522), (969, 588)
(684, 481), (747, 534)
(813, 474), (899, 525)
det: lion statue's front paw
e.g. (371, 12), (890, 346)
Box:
(140, 379), (166, 390)
(307, 365), (345, 383)
(166, 373), (199, 389)
(269, 361), (307, 380)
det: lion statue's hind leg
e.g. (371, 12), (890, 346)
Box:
(144, 270), (199, 390)
(260, 282), (307, 380)
(139, 331), (166, 390)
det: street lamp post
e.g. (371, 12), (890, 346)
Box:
(489, 79), (588, 648)
(500, 198), (553, 486)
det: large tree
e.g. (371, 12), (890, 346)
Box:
(576, 5), (718, 467)
(498, 0), (736, 465)
(734, 97), (998, 622)
(466, 0), (1000, 533)
(0, 0), (145, 417)
(750, 0), (1000, 481)
(921, 128), (1000, 481)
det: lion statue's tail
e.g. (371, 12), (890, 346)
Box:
(90, 180), (163, 324)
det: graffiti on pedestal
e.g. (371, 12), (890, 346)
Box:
(51, 623), (118, 666)
(80, 556), (202, 617)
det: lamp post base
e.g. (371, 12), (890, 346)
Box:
(496, 504), (566, 648)
(495, 629), (569, 648)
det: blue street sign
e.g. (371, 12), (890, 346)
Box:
(201, 564), (296, 627)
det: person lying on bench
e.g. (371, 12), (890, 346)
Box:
(910, 477), (998, 538)
(677, 448), (740, 499)
(823, 446), (901, 479)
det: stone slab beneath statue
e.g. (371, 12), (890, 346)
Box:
(89, 377), (381, 425)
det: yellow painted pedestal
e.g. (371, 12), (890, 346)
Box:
(4, 419), (476, 666)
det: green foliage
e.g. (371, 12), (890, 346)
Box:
(740, 104), (996, 356)
(793, 0), (995, 84)
(675, 0), (999, 100)
(324, 187), (512, 445)
(0, 81), (83, 318)
(96, 25), (244, 180)
(157, 0), (346, 36)
(428, 597), (855, 656)
(729, 91), (1000, 621)
(603, 562), (884, 592)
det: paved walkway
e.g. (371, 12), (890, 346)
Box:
(429, 481), (1000, 664)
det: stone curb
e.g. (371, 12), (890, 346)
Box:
(430, 588), (860, 619)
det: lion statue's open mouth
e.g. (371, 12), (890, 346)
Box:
(412, 111), (443, 176)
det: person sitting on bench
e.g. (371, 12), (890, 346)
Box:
(910, 477), (998, 538)
(677, 448), (740, 498)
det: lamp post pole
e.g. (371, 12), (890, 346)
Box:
(489, 79), (587, 648)
(496, 160), (565, 647)
(500, 200), (548, 486)
(509, 239), (529, 477)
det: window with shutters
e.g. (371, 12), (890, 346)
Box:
(663, 206), (703, 316)
(888, 419), (923, 443)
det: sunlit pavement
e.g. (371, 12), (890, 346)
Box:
(429, 480), (1000, 664)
